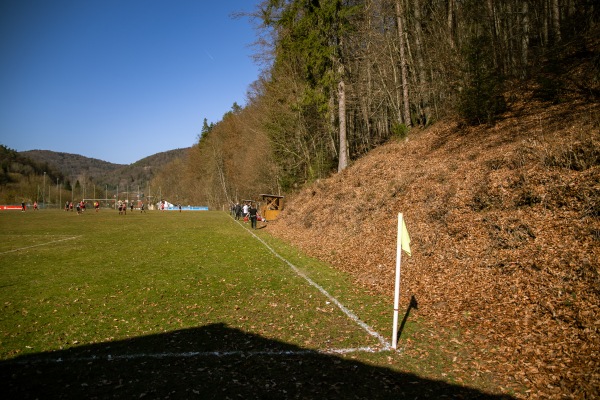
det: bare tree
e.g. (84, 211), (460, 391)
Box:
(395, 0), (412, 127)
(337, 66), (349, 171)
(552, 0), (561, 42)
(521, 0), (530, 78)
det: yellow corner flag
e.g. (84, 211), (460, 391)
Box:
(401, 217), (411, 257)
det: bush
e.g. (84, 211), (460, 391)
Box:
(391, 123), (409, 140)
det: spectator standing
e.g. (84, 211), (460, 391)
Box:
(249, 203), (258, 229)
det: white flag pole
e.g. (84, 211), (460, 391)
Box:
(392, 212), (403, 349)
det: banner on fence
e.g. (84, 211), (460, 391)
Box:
(0, 205), (23, 210)
(165, 206), (208, 211)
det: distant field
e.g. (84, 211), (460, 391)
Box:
(0, 210), (512, 398)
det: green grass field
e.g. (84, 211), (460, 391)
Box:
(0, 209), (513, 399)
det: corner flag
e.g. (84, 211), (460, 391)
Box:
(401, 217), (411, 257)
(392, 213), (411, 349)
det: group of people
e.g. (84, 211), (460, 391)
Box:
(117, 201), (137, 214)
(64, 200), (87, 214)
(157, 201), (183, 211)
(20, 201), (39, 211)
(118, 201), (147, 214)
(231, 201), (261, 229)
(18, 200), (146, 214)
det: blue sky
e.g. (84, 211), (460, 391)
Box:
(0, 0), (263, 164)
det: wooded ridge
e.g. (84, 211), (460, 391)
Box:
(153, 0), (599, 210)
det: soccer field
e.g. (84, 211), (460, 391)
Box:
(0, 210), (510, 398)
(0, 209), (390, 359)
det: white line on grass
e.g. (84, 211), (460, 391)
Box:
(236, 220), (392, 351)
(0, 236), (81, 255)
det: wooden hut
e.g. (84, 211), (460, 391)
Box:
(259, 194), (284, 221)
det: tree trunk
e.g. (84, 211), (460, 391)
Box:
(521, 0), (530, 78)
(360, 0), (373, 145)
(447, 0), (456, 48)
(487, 0), (499, 70)
(337, 74), (348, 172)
(329, 91), (338, 158)
(413, 0), (429, 125)
(552, 0), (561, 42)
(507, 1), (516, 74)
(395, 0), (412, 128)
(542, 0), (549, 46)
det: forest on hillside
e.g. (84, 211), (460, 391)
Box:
(151, 0), (599, 208)
(0, 146), (65, 205)
(0, 147), (187, 205)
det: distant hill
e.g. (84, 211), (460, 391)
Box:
(20, 148), (189, 189)
(0, 146), (64, 186)
(21, 150), (123, 179)
(90, 148), (190, 189)
(0, 145), (189, 204)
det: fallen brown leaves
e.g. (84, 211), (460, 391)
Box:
(268, 95), (600, 398)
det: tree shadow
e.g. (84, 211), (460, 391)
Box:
(1, 323), (514, 399)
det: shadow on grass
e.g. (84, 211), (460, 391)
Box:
(1, 323), (513, 399)
(397, 295), (419, 343)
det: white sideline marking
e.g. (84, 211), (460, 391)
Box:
(237, 220), (392, 351)
(0, 236), (81, 255)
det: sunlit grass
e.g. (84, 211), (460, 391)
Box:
(0, 209), (516, 397)
(0, 209), (390, 359)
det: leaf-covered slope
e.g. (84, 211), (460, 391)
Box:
(267, 95), (600, 398)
